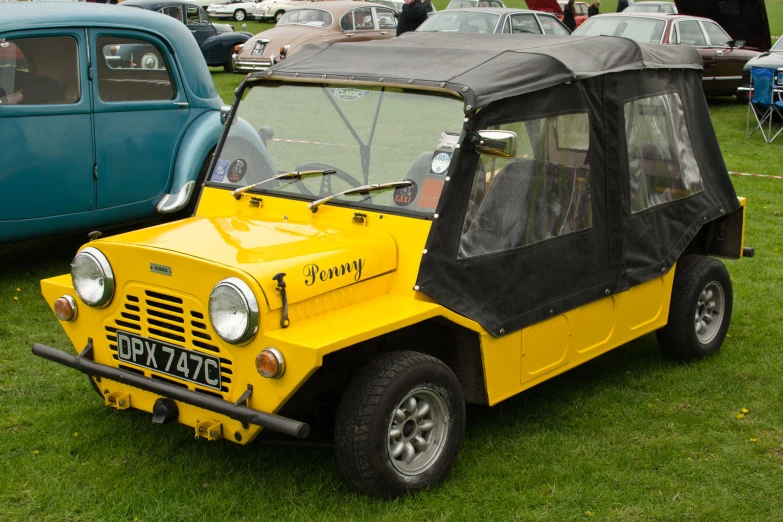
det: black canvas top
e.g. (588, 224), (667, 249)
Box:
(258, 32), (703, 106)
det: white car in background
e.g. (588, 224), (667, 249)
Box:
(253, 0), (307, 23)
(207, 0), (263, 20)
(187, 0), (229, 7)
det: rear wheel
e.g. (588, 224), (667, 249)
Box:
(656, 255), (733, 361)
(334, 351), (465, 498)
(224, 48), (235, 73)
(234, 9), (246, 21)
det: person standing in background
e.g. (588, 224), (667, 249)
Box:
(617, 0), (629, 12)
(562, 0), (576, 32)
(396, 0), (428, 36)
(588, 0), (600, 17)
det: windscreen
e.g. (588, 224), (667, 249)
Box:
(574, 15), (666, 43)
(624, 4), (663, 12)
(418, 11), (501, 33)
(209, 83), (465, 215)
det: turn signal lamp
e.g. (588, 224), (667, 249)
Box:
(256, 348), (285, 378)
(54, 295), (78, 322)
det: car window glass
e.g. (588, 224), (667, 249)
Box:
(97, 36), (175, 102)
(574, 16), (665, 42)
(676, 20), (706, 46)
(490, 0), (503, 6)
(158, 5), (183, 22)
(376, 8), (397, 29)
(199, 7), (211, 24)
(624, 93), (703, 213)
(576, 4), (587, 15)
(447, 0), (477, 7)
(509, 14), (542, 34)
(418, 12), (500, 33)
(279, 9), (334, 26)
(0, 36), (79, 105)
(702, 22), (730, 47)
(539, 15), (570, 35)
(344, 7), (374, 30)
(662, 4), (675, 13)
(459, 112), (592, 258)
(186, 5), (202, 25)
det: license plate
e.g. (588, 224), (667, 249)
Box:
(116, 331), (222, 390)
(251, 42), (266, 56)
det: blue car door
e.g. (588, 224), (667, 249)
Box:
(89, 30), (190, 210)
(0, 31), (94, 224)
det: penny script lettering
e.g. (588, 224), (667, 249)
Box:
(303, 259), (366, 286)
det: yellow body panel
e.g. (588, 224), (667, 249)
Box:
(42, 186), (687, 441)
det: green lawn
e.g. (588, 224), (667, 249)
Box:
(2, 3), (783, 521)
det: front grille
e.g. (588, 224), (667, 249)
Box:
(105, 288), (234, 399)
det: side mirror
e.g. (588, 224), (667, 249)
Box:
(729, 39), (745, 49)
(474, 130), (517, 158)
(220, 104), (232, 125)
(258, 125), (274, 144)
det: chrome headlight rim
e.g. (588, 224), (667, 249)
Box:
(71, 247), (115, 308)
(209, 277), (260, 345)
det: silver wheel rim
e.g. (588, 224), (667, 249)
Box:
(387, 386), (449, 476)
(695, 280), (724, 344)
(236, 10), (245, 20)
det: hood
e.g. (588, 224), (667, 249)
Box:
(525, 0), (563, 15)
(239, 25), (332, 59)
(674, 0), (770, 51)
(214, 23), (234, 34)
(101, 215), (397, 310)
(742, 50), (783, 71)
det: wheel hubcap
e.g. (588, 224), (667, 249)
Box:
(694, 280), (724, 344)
(387, 386), (449, 476)
(237, 11), (244, 20)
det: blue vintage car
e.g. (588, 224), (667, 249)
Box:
(0, 3), (231, 243)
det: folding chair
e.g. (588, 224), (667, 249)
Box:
(746, 67), (783, 143)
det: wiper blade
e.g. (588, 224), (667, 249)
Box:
(307, 181), (412, 213)
(231, 169), (336, 200)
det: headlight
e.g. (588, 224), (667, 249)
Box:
(71, 247), (115, 308)
(209, 278), (259, 344)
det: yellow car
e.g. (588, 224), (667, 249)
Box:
(33, 33), (752, 497)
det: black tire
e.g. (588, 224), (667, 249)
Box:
(234, 9), (246, 21)
(224, 48), (235, 73)
(656, 255), (733, 361)
(334, 351), (465, 498)
(274, 10), (284, 23)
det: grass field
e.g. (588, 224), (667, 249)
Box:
(2, 2), (783, 521)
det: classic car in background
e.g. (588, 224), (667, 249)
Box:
(355, 0), (436, 16)
(0, 2), (228, 243)
(445, 0), (505, 9)
(525, 0), (587, 28)
(573, 13), (763, 97)
(253, 0), (307, 22)
(416, 7), (570, 35)
(207, 0), (263, 21)
(122, 0), (252, 71)
(624, 1), (677, 14)
(236, 1), (396, 71)
(188, 0), (229, 7)
(739, 37), (783, 101)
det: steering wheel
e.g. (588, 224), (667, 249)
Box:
(292, 163), (370, 202)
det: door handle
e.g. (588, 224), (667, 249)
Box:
(346, 33), (354, 37)
(174, 102), (189, 108)
(380, 31), (388, 35)
(716, 50), (724, 56)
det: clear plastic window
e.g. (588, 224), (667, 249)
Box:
(459, 113), (592, 258)
(0, 36), (79, 105)
(624, 93), (703, 214)
(97, 36), (175, 102)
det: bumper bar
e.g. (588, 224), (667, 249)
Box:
(32, 341), (309, 439)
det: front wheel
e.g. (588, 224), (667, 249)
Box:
(234, 9), (246, 21)
(656, 255), (733, 361)
(334, 351), (465, 498)
(274, 10), (284, 23)
(224, 48), (235, 73)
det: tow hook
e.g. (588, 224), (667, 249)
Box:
(273, 273), (290, 328)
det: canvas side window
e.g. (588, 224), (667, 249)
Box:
(458, 113), (592, 258)
(624, 92), (703, 214)
(0, 36), (79, 105)
(97, 36), (175, 102)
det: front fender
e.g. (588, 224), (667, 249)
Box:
(160, 111), (224, 213)
(160, 113), (274, 213)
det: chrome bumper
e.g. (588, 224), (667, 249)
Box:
(234, 59), (273, 72)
